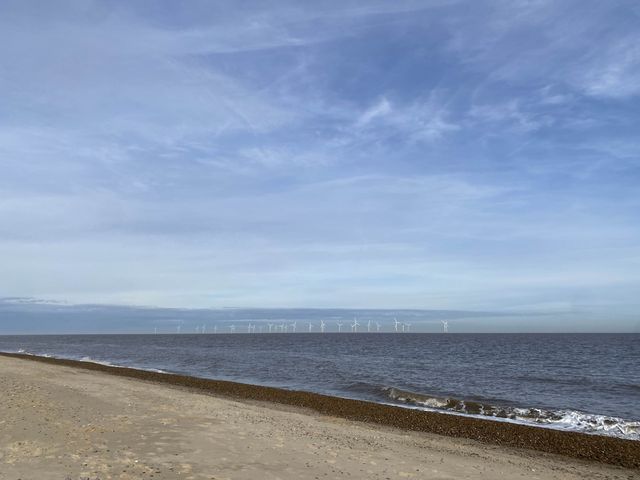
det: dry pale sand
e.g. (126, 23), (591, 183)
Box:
(0, 356), (637, 480)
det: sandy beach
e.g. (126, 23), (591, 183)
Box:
(0, 355), (638, 480)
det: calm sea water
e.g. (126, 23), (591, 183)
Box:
(1, 333), (638, 439)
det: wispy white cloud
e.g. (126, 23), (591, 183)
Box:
(575, 35), (640, 98)
(0, 1), (638, 324)
(353, 95), (459, 144)
(356, 98), (393, 125)
(537, 85), (574, 106)
(444, 1), (640, 100)
(468, 99), (552, 133)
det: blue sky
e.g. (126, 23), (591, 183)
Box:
(1, 1), (639, 326)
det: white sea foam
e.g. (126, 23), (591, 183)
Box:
(143, 367), (169, 374)
(530, 410), (640, 438)
(2, 350), (169, 374)
(385, 387), (640, 440)
(78, 356), (117, 366)
(77, 356), (168, 374)
(10, 349), (52, 358)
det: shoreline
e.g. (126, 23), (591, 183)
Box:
(2, 352), (639, 469)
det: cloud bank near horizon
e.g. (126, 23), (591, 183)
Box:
(1, 1), (639, 330)
(1, 297), (636, 334)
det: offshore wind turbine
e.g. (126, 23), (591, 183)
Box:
(375, 321), (381, 332)
(320, 320), (326, 333)
(351, 317), (360, 333)
(394, 318), (400, 333)
(202, 324), (206, 334)
(268, 323), (273, 333)
(367, 319), (371, 333)
(336, 321), (343, 333)
(290, 321), (297, 333)
(404, 322), (411, 333)
(229, 324), (235, 333)
(308, 322), (313, 332)
(442, 320), (448, 333)
(213, 325), (218, 334)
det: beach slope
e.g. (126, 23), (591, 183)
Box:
(0, 355), (636, 479)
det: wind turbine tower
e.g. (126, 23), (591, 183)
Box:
(336, 321), (343, 333)
(394, 318), (400, 333)
(352, 317), (360, 333)
(442, 320), (449, 333)
(320, 320), (326, 333)
(367, 319), (371, 333)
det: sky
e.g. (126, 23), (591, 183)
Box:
(1, 1), (639, 331)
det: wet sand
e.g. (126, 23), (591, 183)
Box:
(0, 354), (638, 479)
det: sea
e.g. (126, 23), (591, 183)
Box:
(1, 333), (638, 440)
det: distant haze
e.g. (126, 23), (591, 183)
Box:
(0, 298), (637, 334)
(1, 2), (639, 331)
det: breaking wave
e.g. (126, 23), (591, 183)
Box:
(77, 355), (168, 374)
(384, 387), (640, 440)
(6, 350), (168, 374)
